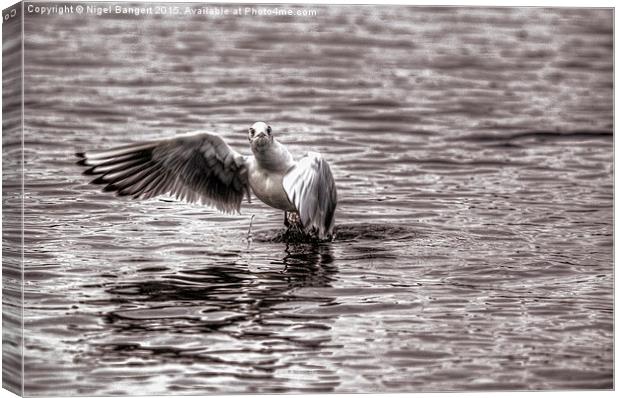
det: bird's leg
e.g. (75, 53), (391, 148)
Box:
(284, 211), (292, 240)
(284, 212), (304, 239)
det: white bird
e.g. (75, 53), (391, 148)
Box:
(76, 122), (338, 239)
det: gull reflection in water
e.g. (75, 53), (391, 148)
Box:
(79, 242), (339, 392)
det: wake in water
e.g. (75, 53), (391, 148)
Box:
(253, 223), (420, 243)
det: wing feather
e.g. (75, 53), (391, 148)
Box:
(283, 152), (337, 239)
(76, 132), (250, 213)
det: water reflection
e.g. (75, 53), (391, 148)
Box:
(81, 242), (339, 391)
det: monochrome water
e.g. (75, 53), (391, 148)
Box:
(2, 3), (612, 395)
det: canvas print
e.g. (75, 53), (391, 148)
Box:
(2, 0), (613, 395)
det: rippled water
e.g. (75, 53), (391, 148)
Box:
(3, 3), (613, 394)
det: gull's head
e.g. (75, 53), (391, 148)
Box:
(248, 121), (273, 151)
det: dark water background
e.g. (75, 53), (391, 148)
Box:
(5, 2), (615, 394)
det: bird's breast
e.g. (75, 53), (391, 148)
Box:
(248, 166), (297, 212)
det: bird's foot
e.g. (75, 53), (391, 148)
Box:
(284, 211), (303, 228)
(283, 212), (306, 240)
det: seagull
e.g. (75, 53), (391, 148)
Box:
(76, 122), (338, 239)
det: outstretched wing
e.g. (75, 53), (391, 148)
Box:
(76, 132), (250, 213)
(283, 152), (337, 239)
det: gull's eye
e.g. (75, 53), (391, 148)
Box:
(267, 126), (272, 135)
(249, 128), (255, 136)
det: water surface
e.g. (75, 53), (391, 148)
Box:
(9, 3), (615, 394)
